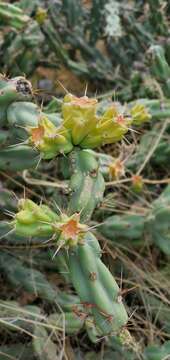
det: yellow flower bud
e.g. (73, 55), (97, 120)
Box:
(62, 94), (98, 145)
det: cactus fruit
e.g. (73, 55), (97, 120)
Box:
(13, 198), (88, 247)
(80, 105), (132, 149)
(131, 175), (144, 193)
(62, 95), (151, 149)
(28, 117), (73, 159)
(13, 199), (57, 238)
(130, 98), (170, 120)
(62, 93), (98, 145)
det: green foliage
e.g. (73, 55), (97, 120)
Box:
(0, 0), (169, 98)
(144, 341), (170, 360)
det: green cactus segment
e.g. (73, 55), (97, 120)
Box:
(28, 116), (73, 159)
(0, 252), (80, 310)
(7, 101), (40, 129)
(13, 199), (58, 238)
(6, 102), (40, 142)
(69, 149), (105, 222)
(69, 232), (128, 335)
(149, 45), (170, 97)
(146, 185), (170, 255)
(101, 185), (170, 254)
(147, 207), (170, 255)
(0, 252), (57, 302)
(0, 145), (39, 171)
(0, 3), (30, 30)
(143, 341), (170, 360)
(48, 311), (84, 334)
(100, 214), (145, 242)
(33, 326), (57, 360)
(0, 300), (41, 333)
(0, 76), (32, 124)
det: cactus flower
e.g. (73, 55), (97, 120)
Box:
(55, 213), (88, 247)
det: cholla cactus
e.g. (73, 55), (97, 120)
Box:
(0, 75), (152, 338)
